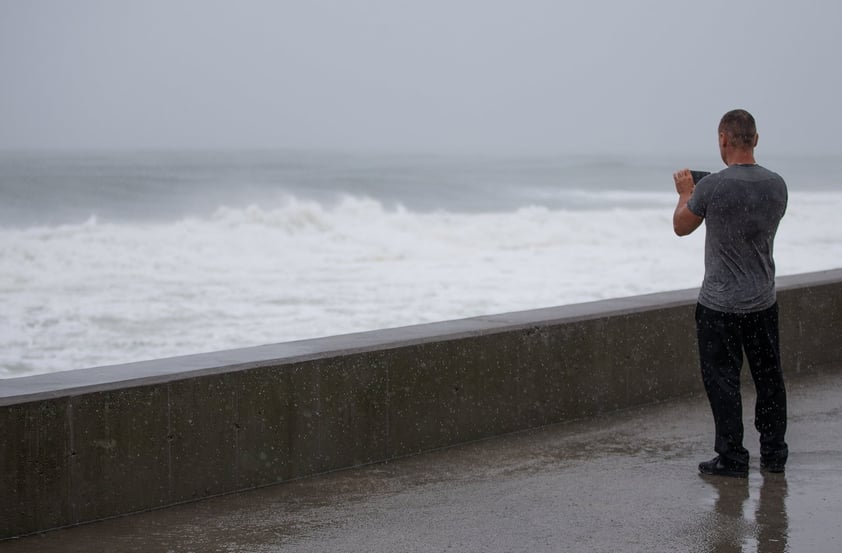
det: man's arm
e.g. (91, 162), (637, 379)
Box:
(673, 168), (703, 236)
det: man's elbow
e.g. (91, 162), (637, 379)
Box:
(673, 222), (692, 236)
(673, 207), (702, 236)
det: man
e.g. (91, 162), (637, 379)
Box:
(673, 109), (789, 478)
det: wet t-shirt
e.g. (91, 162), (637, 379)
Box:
(687, 164), (788, 313)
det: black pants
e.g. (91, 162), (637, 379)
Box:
(695, 302), (788, 466)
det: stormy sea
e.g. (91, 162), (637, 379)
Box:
(1, 150), (840, 377)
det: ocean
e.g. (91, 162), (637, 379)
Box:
(1, 150), (840, 378)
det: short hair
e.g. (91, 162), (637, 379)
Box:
(719, 109), (757, 148)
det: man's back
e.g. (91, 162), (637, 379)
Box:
(688, 164), (787, 313)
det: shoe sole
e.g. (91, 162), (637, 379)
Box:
(698, 467), (748, 478)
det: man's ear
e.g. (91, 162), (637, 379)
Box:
(754, 133), (759, 147)
(719, 131), (728, 149)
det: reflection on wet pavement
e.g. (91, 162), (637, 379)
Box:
(696, 473), (788, 553)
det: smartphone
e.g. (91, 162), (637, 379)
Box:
(691, 170), (711, 184)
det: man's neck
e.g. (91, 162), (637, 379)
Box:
(725, 149), (757, 166)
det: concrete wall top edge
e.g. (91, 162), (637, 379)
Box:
(776, 268), (842, 290)
(2, 269), (839, 405)
(3, 288), (699, 404)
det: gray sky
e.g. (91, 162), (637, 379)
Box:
(1, 0), (840, 155)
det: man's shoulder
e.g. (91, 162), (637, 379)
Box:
(754, 164), (786, 182)
(691, 171), (724, 197)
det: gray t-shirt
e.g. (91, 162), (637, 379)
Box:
(687, 164), (788, 313)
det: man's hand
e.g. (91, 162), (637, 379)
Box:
(673, 168), (695, 196)
(673, 168), (703, 236)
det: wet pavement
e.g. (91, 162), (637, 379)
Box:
(3, 370), (841, 552)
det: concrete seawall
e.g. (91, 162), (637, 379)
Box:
(2, 269), (841, 539)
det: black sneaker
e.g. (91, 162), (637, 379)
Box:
(698, 455), (749, 478)
(760, 458), (786, 473)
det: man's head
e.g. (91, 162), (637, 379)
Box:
(718, 109), (759, 164)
